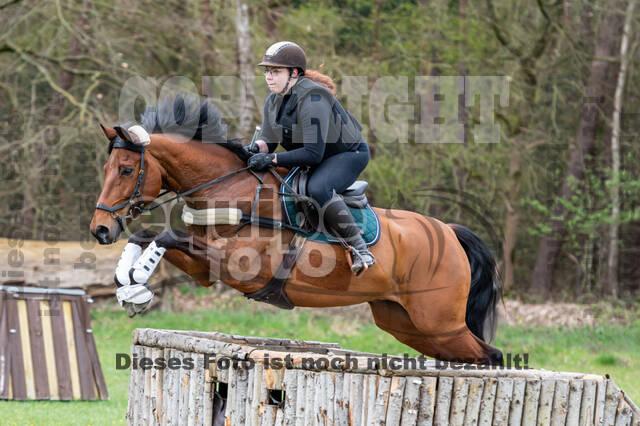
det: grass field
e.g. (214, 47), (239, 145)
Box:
(1, 296), (639, 425)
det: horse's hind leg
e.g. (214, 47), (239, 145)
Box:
(369, 300), (502, 364)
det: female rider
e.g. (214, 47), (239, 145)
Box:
(246, 41), (375, 275)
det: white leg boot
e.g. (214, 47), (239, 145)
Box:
(114, 243), (142, 286)
(114, 241), (163, 317)
(129, 241), (166, 284)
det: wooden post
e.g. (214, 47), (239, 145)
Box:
(449, 377), (469, 425)
(478, 378), (497, 426)
(494, 378), (514, 425)
(464, 378), (484, 426)
(400, 377), (421, 425)
(508, 378), (526, 425)
(417, 376), (437, 426)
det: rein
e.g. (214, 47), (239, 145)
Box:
(96, 137), (306, 234)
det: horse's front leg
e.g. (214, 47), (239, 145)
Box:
(116, 229), (213, 316)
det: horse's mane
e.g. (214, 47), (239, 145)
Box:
(139, 93), (250, 161)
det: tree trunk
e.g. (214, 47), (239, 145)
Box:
(530, 3), (625, 295)
(21, 1), (89, 238)
(607, 0), (636, 298)
(235, 0), (254, 135)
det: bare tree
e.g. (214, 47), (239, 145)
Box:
(530, 1), (625, 295)
(608, 0), (636, 298)
(236, 0), (255, 135)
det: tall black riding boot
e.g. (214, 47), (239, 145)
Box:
(323, 194), (376, 275)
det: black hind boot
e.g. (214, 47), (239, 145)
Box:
(323, 194), (375, 275)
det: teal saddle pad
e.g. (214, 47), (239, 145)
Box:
(280, 167), (381, 247)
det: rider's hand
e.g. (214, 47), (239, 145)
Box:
(243, 139), (268, 156)
(248, 153), (275, 170)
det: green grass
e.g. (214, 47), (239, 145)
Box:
(1, 300), (639, 425)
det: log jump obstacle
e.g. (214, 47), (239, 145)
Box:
(0, 285), (108, 400)
(127, 328), (639, 425)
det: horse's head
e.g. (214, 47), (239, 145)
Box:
(90, 124), (163, 244)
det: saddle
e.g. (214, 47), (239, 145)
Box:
(286, 166), (370, 234)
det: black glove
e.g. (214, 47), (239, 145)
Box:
(247, 153), (275, 170)
(243, 143), (260, 156)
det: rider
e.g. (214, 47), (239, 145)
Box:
(246, 41), (375, 275)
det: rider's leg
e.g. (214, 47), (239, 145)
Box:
(306, 144), (375, 274)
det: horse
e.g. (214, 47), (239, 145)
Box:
(89, 94), (503, 364)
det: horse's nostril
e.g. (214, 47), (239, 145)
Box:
(95, 225), (111, 244)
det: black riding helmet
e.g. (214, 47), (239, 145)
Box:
(258, 41), (307, 76)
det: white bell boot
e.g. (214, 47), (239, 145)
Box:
(129, 241), (166, 285)
(116, 284), (154, 317)
(114, 243), (143, 286)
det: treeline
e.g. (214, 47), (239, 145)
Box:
(1, 0), (639, 301)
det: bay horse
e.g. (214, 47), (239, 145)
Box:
(89, 95), (503, 364)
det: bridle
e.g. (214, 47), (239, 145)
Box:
(95, 136), (148, 232)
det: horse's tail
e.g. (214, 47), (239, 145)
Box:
(449, 224), (501, 343)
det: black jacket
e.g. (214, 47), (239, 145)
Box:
(259, 77), (365, 168)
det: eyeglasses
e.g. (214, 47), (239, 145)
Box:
(261, 68), (284, 77)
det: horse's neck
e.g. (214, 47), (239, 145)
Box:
(149, 135), (283, 218)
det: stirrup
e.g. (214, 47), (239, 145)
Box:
(346, 246), (375, 276)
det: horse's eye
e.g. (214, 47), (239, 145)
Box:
(121, 167), (133, 176)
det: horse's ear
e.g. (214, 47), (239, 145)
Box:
(99, 123), (117, 140)
(113, 125), (133, 143)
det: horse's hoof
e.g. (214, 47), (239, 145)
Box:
(123, 300), (151, 318)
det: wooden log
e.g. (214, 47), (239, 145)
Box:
(434, 376), (453, 426)
(478, 378), (497, 426)
(275, 405), (285, 426)
(151, 348), (164, 425)
(463, 378), (485, 426)
(385, 376), (406, 426)
(449, 377), (469, 426)
(417, 377), (437, 426)
(178, 351), (191, 426)
(508, 378), (526, 426)
(536, 379), (556, 426)
(522, 379), (541, 425)
(203, 357), (214, 426)
(566, 379), (584, 426)
(133, 328), (250, 360)
(342, 370), (351, 425)
(551, 379), (569, 426)
(245, 362), (256, 424)
(295, 370), (307, 426)
(169, 330), (340, 351)
(596, 378), (607, 426)
(260, 405), (278, 426)
(282, 368), (297, 426)
(169, 349), (181, 425)
(364, 374), (378, 426)
(349, 373), (365, 426)
(334, 372), (347, 426)
(493, 378), (514, 425)
(234, 365), (249, 425)
(604, 380), (622, 426)
(326, 372), (336, 426)
(580, 379), (597, 426)
(250, 361), (263, 426)
(400, 377), (421, 426)
(371, 375), (391, 426)
(302, 371), (314, 426)
(127, 345), (141, 424)
(315, 371), (325, 426)
(615, 398), (633, 426)
(142, 346), (152, 426)
(191, 353), (205, 425)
